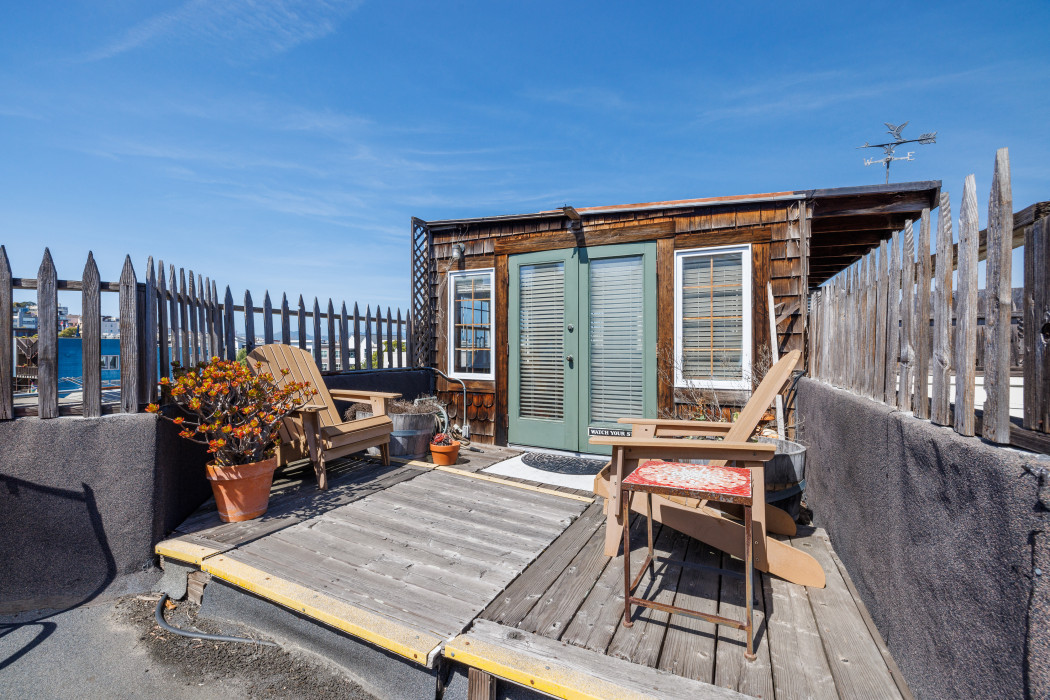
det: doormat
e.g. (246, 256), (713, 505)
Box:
(521, 452), (607, 476)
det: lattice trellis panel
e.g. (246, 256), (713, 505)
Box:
(410, 217), (434, 367)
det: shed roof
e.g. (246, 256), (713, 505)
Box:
(421, 180), (941, 287)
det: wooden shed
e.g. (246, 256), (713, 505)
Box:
(409, 181), (940, 450)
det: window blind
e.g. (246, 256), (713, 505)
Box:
(680, 252), (744, 380)
(518, 262), (564, 420)
(589, 256), (645, 423)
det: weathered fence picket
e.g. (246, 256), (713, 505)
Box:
(118, 256), (139, 414)
(263, 292), (274, 345)
(954, 175), (980, 437)
(223, 287), (235, 361)
(326, 299), (336, 370)
(930, 193), (953, 425)
(0, 247), (10, 420)
(364, 305), (373, 370)
(143, 259), (158, 403)
(353, 302), (361, 370)
(885, 232), (901, 404)
(37, 250), (59, 419)
(187, 272), (199, 365)
(386, 307), (395, 369)
(983, 148), (1013, 443)
(281, 293), (291, 345)
(1024, 215), (1050, 432)
(82, 253), (101, 418)
(244, 290), (256, 355)
(898, 222), (915, 412)
(312, 298), (322, 368)
(297, 296), (307, 351)
(340, 302), (350, 371)
(914, 208), (932, 419)
(808, 152), (1049, 454)
(156, 259), (170, 384)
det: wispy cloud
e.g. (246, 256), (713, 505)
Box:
(694, 67), (997, 124)
(84, 0), (363, 62)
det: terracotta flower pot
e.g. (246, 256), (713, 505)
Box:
(430, 441), (460, 466)
(205, 457), (278, 522)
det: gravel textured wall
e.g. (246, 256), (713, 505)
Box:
(797, 378), (1049, 700)
(0, 413), (210, 613)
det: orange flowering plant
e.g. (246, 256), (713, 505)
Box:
(146, 357), (317, 467)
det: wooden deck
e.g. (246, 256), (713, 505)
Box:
(157, 448), (911, 699)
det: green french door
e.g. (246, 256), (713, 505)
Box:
(509, 242), (657, 454)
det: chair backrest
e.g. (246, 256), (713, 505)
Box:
(247, 344), (342, 430)
(724, 349), (801, 443)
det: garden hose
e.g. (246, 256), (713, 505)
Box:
(154, 593), (278, 647)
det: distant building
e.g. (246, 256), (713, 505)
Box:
(101, 316), (119, 338)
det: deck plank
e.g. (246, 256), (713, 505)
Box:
(347, 494), (543, 561)
(277, 522), (504, 601)
(713, 552), (775, 699)
(312, 511), (524, 576)
(363, 490), (561, 547)
(558, 515), (650, 653)
(228, 541), (473, 636)
(656, 537), (721, 684)
(516, 518), (609, 638)
(391, 473), (585, 523)
(606, 526), (688, 667)
(446, 619), (749, 700)
(764, 538), (838, 700)
(795, 529), (904, 700)
(480, 500), (605, 626)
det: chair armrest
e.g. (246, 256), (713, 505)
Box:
(292, 404), (326, 413)
(616, 417), (732, 430)
(329, 389), (402, 400)
(615, 417), (734, 438)
(588, 435), (776, 463)
(328, 389), (401, 416)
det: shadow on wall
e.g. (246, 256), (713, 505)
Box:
(0, 478), (114, 671)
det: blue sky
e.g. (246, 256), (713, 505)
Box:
(1, 1), (1047, 315)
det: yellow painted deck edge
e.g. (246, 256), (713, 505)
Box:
(444, 635), (657, 700)
(201, 554), (443, 666)
(155, 539), (221, 566)
(391, 457), (594, 503)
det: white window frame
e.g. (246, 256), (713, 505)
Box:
(447, 268), (495, 381)
(674, 244), (752, 390)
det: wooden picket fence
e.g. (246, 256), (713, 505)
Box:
(809, 148), (1050, 454)
(0, 248), (413, 419)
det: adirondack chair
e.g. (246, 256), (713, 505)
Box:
(592, 349), (826, 588)
(247, 344), (401, 490)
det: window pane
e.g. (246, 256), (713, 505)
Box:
(680, 252), (744, 381)
(452, 272), (492, 375)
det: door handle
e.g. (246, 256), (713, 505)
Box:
(565, 355), (574, 363)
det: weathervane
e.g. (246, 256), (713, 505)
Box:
(858, 122), (937, 184)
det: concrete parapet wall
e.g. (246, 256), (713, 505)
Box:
(797, 378), (1048, 700)
(0, 413), (210, 613)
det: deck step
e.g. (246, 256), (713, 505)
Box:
(445, 619), (750, 700)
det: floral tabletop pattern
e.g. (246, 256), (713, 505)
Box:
(623, 460), (752, 498)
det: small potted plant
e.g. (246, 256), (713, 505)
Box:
(429, 432), (460, 466)
(148, 357), (316, 522)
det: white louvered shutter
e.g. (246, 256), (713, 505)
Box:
(589, 256), (645, 423)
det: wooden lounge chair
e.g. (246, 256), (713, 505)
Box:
(592, 349), (826, 588)
(247, 344), (401, 490)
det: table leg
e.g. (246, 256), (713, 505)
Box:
(744, 503), (755, 661)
